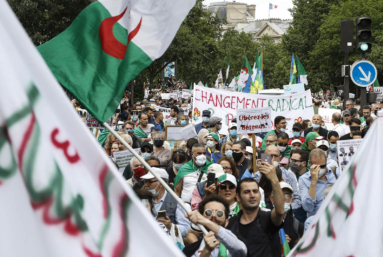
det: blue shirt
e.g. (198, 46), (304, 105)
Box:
(299, 169), (336, 218)
(194, 122), (210, 134)
(206, 148), (222, 163)
(254, 167), (301, 210)
(152, 191), (191, 238)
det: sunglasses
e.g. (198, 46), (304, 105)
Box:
(204, 209), (224, 218)
(319, 164), (327, 169)
(142, 150), (152, 153)
(219, 184), (236, 190)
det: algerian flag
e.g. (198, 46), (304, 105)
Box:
(215, 70), (223, 88)
(296, 56), (308, 85)
(289, 113), (383, 256)
(226, 56), (230, 81)
(38, 0), (195, 123)
(289, 54), (297, 85)
(0, 2), (182, 256)
(190, 82), (193, 90)
(237, 57), (253, 91)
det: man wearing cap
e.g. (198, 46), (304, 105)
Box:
(289, 122), (305, 145)
(291, 139), (303, 150)
(301, 132), (323, 154)
(244, 146), (253, 161)
(208, 116), (222, 134)
(341, 109), (352, 126)
(331, 112), (350, 138)
(303, 115), (328, 139)
(142, 168), (191, 238)
(316, 140), (339, 176)
(299, 149), (336, 218)
(183, 195), (247, 257)
(261, 116), (289, 151)
(269, 182), (304, 250)
(218, 123), (240, 148)
(195, 110), (211, 134)
(206, 133), (222, 163)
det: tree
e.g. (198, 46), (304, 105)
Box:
(7, 0), (95, 45)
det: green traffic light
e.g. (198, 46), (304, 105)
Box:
(361, 43), (369, 51)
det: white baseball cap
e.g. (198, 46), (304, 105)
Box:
(279, 181), (293, 193)
(216, 174), (237, 187)
(228, 123), (237, 129)
(316, 140), (329, 149)
(246, 146), (253, 154)
(207, 164), (225, 177)
(141, 167), (169, 180)
(291, 139), (303, 145)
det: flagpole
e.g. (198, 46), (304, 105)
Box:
(268, 1), (270, 20)
(103, 122), (209, 236)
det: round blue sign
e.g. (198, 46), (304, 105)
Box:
(350, 60), (377, 87)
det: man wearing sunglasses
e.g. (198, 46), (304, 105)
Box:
(183, 195), (247, 257)
(298, 149), (336, 218)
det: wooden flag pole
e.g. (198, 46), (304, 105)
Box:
(252, 133), (257, 173)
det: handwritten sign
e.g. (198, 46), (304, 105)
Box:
(161, 93), (170, 100)
(113, 148), (140, 174)
(236, 107), (272, 134)
(318, 108), (341, 131)
(165, 125), (186, 140)
(284, 83), (305, 95)
(169, 93), (178, 100)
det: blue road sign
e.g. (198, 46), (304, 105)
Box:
(350, 60), (377, 87)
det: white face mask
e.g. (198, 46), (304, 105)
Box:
(273, 161), (279, 168)
(318, 168), (327, 178)
(206, 141), (215, 149)
(277, 146), (287, 152)
(284, 202), (291, 213)
(195, 155), (207, 166)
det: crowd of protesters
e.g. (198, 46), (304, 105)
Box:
(73, 78), (382, 256)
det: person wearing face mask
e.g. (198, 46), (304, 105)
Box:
(291, 139), (303, 150)
(327, 131), (339, 162)
(218, 123), (240, 149)
(288, 122), (305, 145)
(208, 116), (222, 134)
(174, 144), (212, 204)
(140, 142), (154, 160)
(316, 140), (339, 177)
(244, 146), (253, 161)
(231, 141), (249, 179)
(303, 114), (328, 139)
(195, 110), (211, 134)
(301, 132), (323, 155)
(126, 157), (146, 186)
(299, 149), (336, 218)
(124, 121), (143, 148)
(221, 142), (233, 159)
(152, 131), (172, 166)
(141, 168), (191, 239)
(261, 116), (289, 150)
(339, 118), (362, 140)
(269, 182), (304, 250)
(177, 114), (188, 126)
(206, 133), (222, 163)
(276, 132), (291, 158)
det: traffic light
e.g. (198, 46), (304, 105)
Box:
(356, 17), (372, 53)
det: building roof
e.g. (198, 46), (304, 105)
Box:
(254, 21), (290, 38)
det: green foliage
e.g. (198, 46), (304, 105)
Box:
(7, 0), (95, 45)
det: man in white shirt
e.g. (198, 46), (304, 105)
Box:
(331, 112), (350, 138)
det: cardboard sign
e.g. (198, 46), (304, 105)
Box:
(169, 93), (178, 100)
(337, 139), (362, 173)
(284, 83), (305, 95)
(165, 125), (186, 140)
(318, 108), (341, 131)
(179, 124), (198, 141)
(236, 107), (272, 134)
(113, 148), (140, 174)
(374, 87), (383, 100)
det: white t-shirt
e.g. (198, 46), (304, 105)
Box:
(140, 124), (154, 137)
(181, 170), (207, 204)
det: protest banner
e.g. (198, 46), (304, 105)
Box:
(161, 93), (170, 99)
(193, 85), (314, 133)
(182, 91), (192, 99)
(317, 108), (341, 131)
(236, 107), (272, 134)
(283, 83), (305, 95)
(155, 106), (190, 120)
(337, 139), (362, 173)
(165, 125), (186, 140)
(113, 148), (140, 174)
(182, 89), (192, 94)
(85, 112), (112, 129)
(169, 93), (178, 99)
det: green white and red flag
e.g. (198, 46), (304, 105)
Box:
(0, 1), (183, 256)
(288, 111), (383, 256)
(38, 0), (195, 123)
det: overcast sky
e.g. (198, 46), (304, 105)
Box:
(202, 0), (294, 20)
